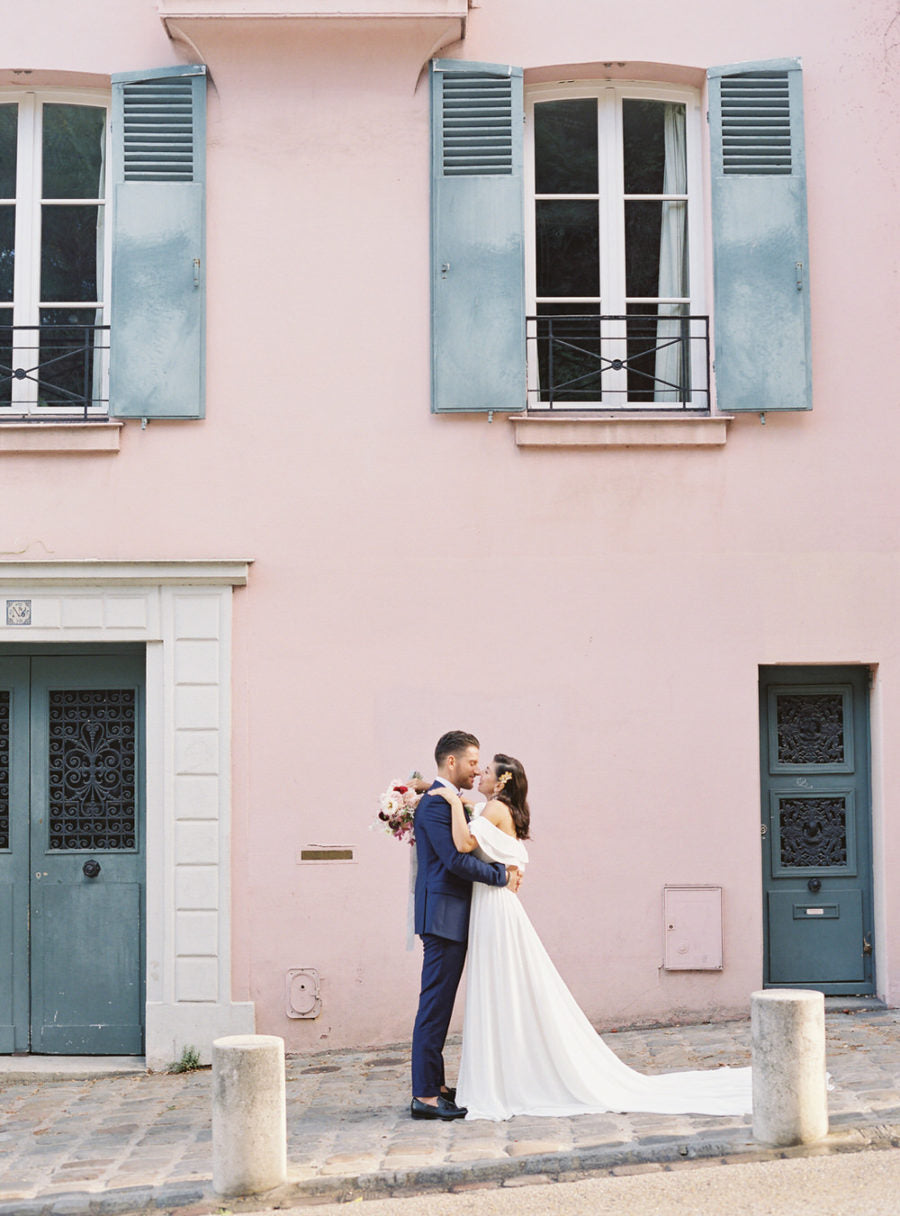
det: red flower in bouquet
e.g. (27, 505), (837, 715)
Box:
(374, 771), (427, 844)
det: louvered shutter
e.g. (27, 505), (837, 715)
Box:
(109, 66), (206, 420)
(708, 59), (812, 413)
(431, 60), (525, 413)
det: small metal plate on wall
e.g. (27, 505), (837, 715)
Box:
(297, 845), (355, 863)
(6, 600), (31, 626)
(286, 968), (321, 1019)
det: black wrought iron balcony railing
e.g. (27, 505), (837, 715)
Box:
(0, 324), (110, 419)
(526, 313), (710, 411)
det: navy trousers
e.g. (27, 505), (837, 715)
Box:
(411, 933), (468, 1098)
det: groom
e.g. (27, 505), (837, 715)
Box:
(410, 730), (520, 1120)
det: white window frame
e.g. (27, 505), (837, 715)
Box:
(524, 80), (706, 410)
(0, 88), (112, 418)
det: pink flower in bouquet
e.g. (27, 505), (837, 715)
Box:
(374, 771), (425, 844)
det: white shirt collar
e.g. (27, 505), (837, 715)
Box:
(434, 776), (458, 792)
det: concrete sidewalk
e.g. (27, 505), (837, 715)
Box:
(0, 1009), (898, 1216)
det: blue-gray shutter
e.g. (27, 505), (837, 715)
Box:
(708, 59), (812, 412)
(431, 60), (525, 413)
(109, 65), (206, 420)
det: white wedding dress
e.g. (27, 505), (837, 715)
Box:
(455, 810), (753, 1121)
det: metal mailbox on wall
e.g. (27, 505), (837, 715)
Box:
(664, 885), (724, 970)
(286, 968), (321, 1019)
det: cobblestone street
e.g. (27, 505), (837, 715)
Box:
(0, 1011), (898, 1214)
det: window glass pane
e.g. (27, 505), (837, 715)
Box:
(534, 99), (598, 194)
(536, 200), (599, 297)
(40, 204), (103, 301)
(0, 105), (17, 198)
(0, 307), (11, 406)
(38, 307), (104, 410)
(536, 302), (603, 404)
(623, 99), (686, 195)
(625, 200), (687, 299)
(0, 206), (14, 302)
(42, 104), (106, 200)
(625, 302), (691, 403)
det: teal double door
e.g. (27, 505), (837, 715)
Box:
(760, 666), (875, 995)
(0, 651), (145, 1054)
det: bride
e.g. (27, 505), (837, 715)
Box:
(433, 755), (753, 1122)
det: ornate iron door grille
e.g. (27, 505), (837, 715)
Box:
(768, 686), (854, 775)
(778, 796), (848, 868)
(774, 691), (852, 872)
(47, 688), (137, 851)
(776, 693), (845, 764)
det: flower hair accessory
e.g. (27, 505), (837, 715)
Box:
(494, 770), (512, 794)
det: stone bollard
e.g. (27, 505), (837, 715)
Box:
(751, 989), (828, 1146)
(212, 1034), (287, 1196)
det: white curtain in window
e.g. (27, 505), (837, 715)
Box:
(654, 103), (687, 403)
(92, 116), (106, 409)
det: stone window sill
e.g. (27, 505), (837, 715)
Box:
(157, 0), (467, 16)
(510, 414), (731, 448)
(0, 422), (122, 455)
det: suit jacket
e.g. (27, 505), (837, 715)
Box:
(413, 782), (507, 942)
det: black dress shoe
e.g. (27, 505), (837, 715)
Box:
(440, 1086), (456, 1102)
(410, 1096), (468, 1120)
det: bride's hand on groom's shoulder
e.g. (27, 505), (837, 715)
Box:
(432, 786), (462, 806)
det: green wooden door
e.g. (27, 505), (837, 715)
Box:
(0, 659), (30, 1052)
(760, 666), (874, 994)
(0, 652), (145, 1054)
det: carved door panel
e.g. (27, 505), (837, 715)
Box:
(0, 652), (145, 1054)
(759, 666), (874, 995)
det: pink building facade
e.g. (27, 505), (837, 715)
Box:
(0, 0), (897, 1069)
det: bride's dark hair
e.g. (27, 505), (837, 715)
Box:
(492, 753), (530, 840)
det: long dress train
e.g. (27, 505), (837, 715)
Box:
(455, 811), (753, 1121)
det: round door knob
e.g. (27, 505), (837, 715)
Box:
(807, 877), (821, 893)
(82, 859), (101, 879)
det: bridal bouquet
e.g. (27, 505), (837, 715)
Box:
(374, 772), (427, 844)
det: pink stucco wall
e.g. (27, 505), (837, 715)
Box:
(3, 0), (899, 1049)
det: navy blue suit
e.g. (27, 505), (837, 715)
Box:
(411, 783), (507, 1098)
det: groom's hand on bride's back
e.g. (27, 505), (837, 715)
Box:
(506, 866), (522, 893)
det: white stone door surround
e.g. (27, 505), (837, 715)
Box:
(0, 560), (254, 1069)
